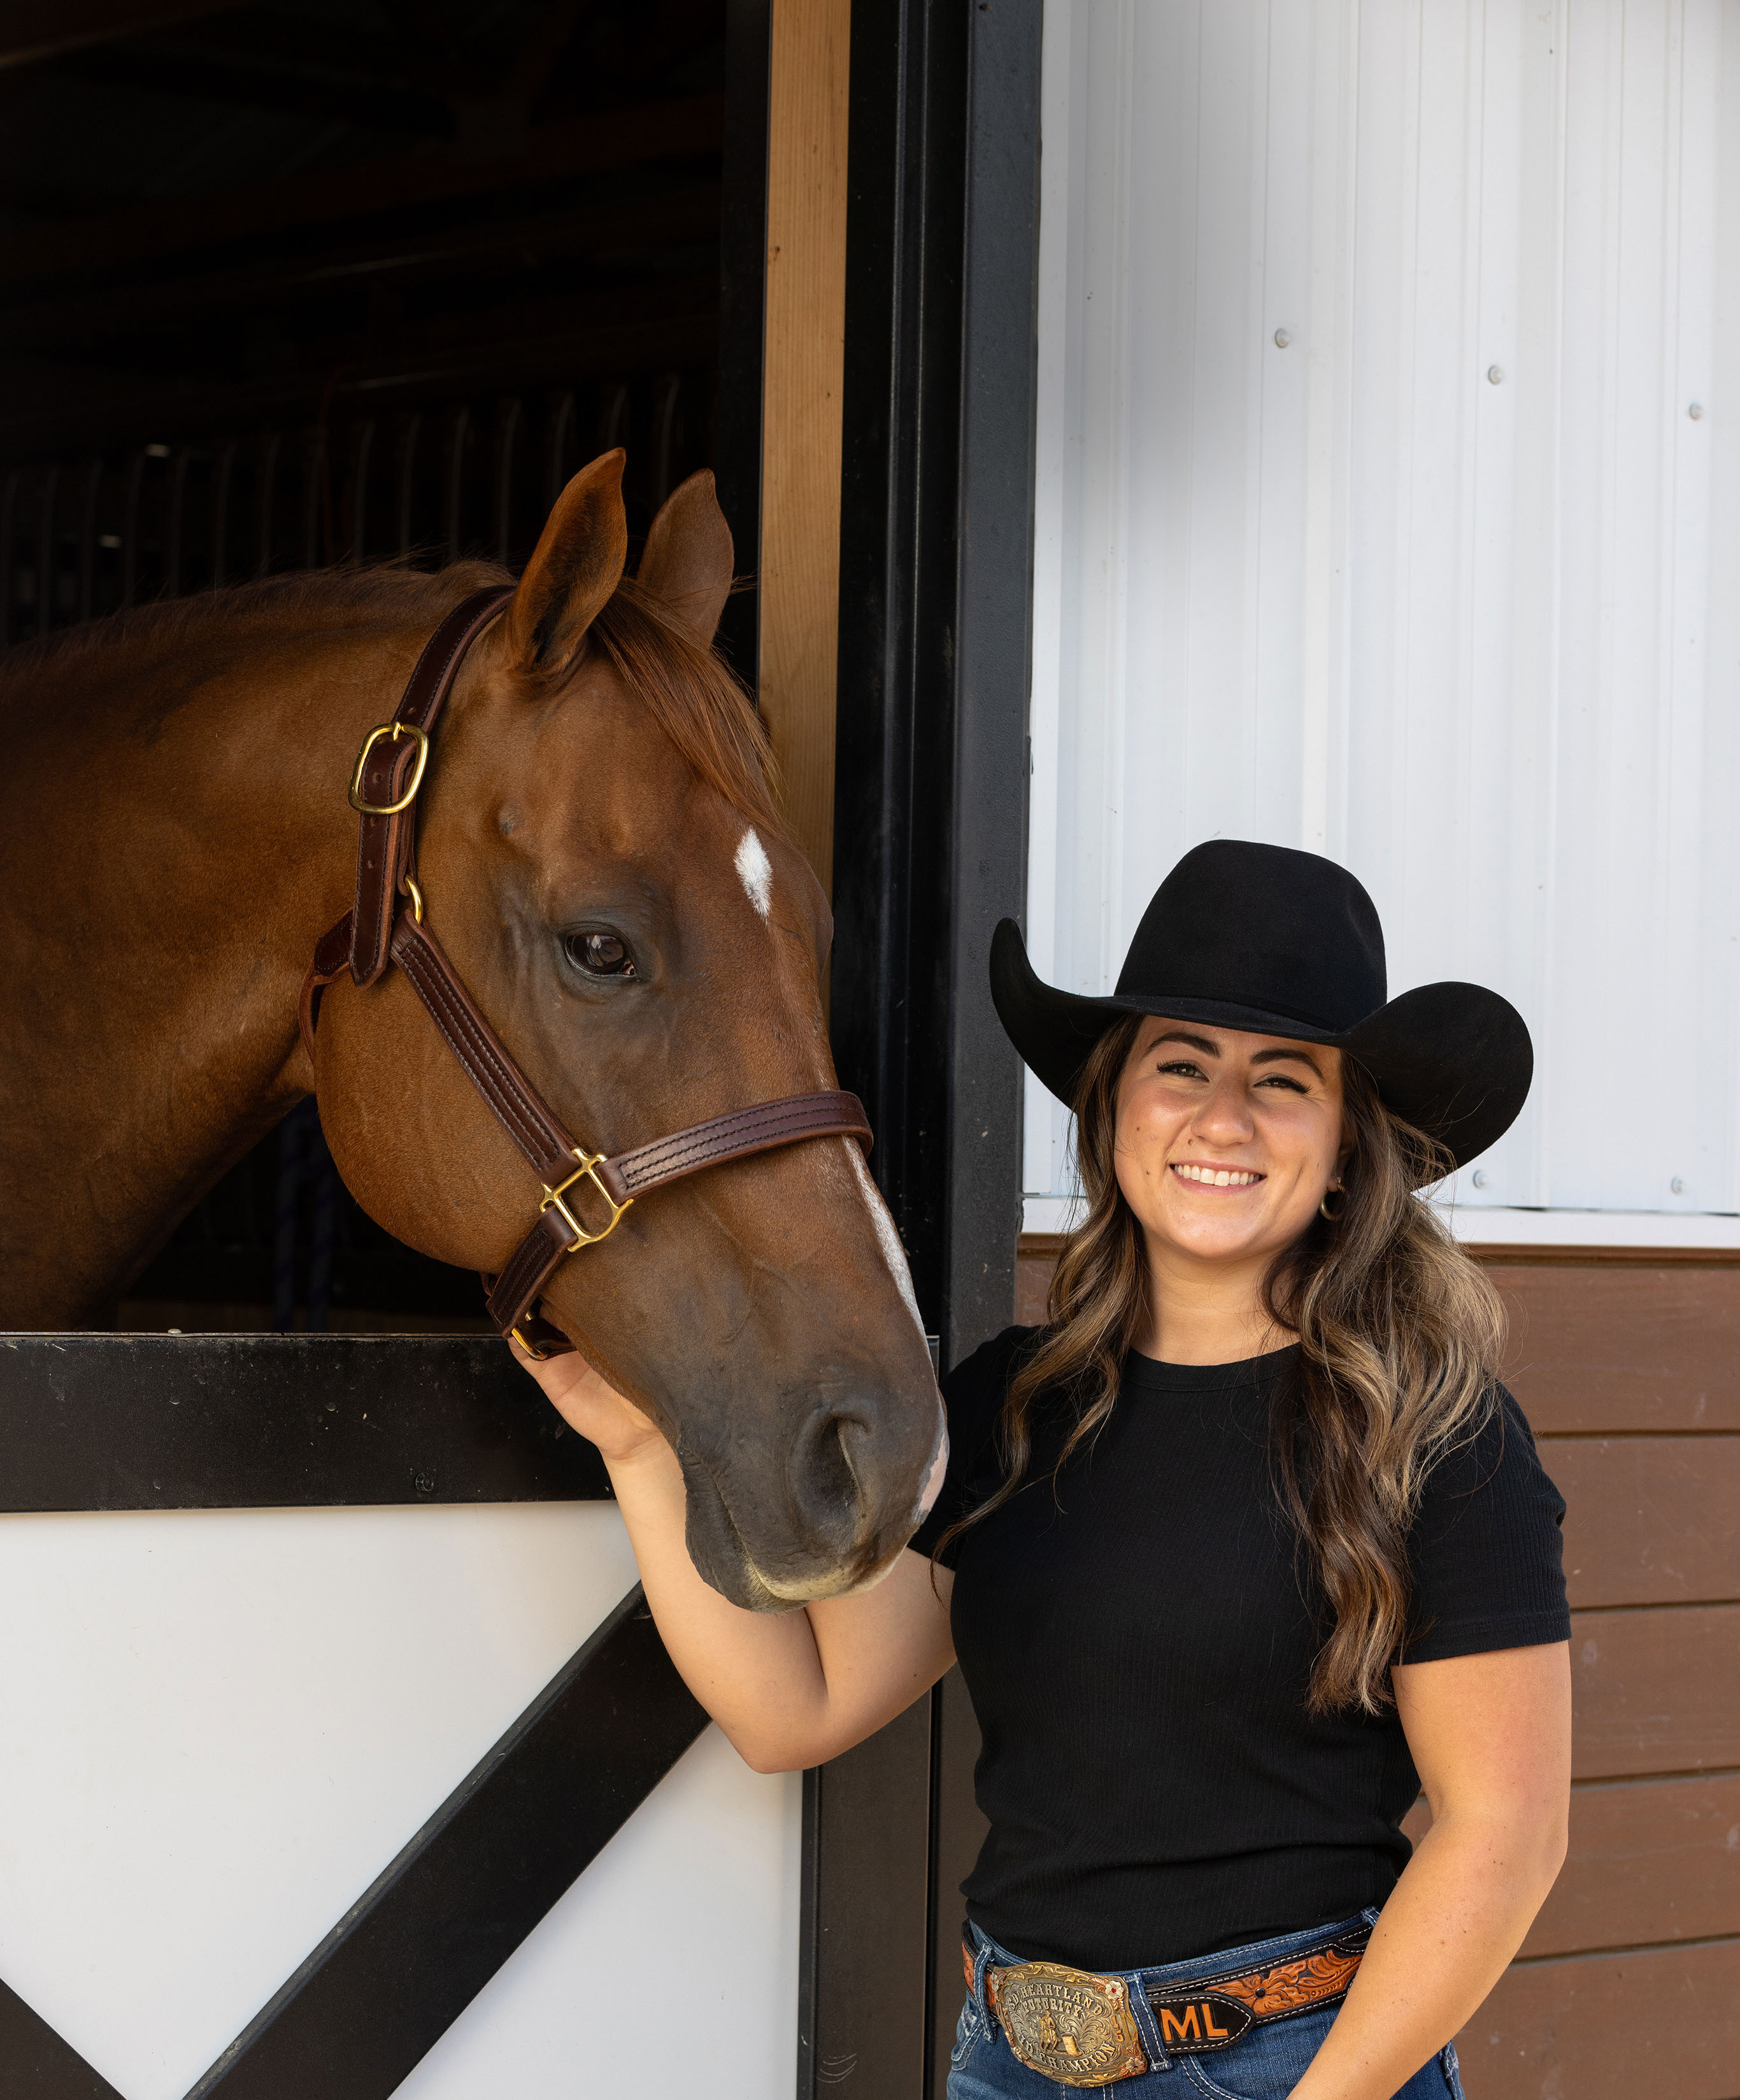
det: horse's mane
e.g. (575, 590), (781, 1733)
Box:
(2, 560), (505, 676)
(2, 559), (782, 833)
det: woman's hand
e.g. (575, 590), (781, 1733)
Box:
(508, 1336), (665, 1466)
(504, 1334), (955, 1775)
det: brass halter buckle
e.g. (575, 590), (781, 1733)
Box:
(348, 721), (431, 815)
(540, 1149), (633, 1254)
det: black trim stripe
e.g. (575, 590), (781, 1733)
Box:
(0, 1334), (609, 1510)
(186, 1586), (706, 2098)
(0, 1981), (125, 2099)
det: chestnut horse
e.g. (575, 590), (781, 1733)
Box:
(0, 451), (943, 1610)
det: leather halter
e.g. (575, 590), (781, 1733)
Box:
(299, 585), (873, 1358)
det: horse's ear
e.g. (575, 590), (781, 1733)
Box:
(636, 469), (734, 646)
(506, 449), (629, 671)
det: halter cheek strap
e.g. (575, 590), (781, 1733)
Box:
(347, 586), (516, 988)
(301, 587), (872, 1357)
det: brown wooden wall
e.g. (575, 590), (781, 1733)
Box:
(1014, 1237), (1740, 2100)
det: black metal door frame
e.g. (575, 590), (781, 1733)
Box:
(813, 1), (1044, 2095)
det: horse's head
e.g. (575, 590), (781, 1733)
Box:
(313, 452), (945, 1610)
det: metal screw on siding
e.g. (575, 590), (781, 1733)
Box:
(413, 1468), (436, 1494)
(1689, 403), (1704, 420)
(1671, 1176), (1686, 1194)
(1487, 366), (1504, 385)
(1273, 328), (1291, 348)
(1471, 1169), (1487, 1188)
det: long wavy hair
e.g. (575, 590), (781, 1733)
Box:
(942, 1013), (1506, 1713)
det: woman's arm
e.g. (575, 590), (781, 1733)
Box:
(515, 1343), (957, 1773)
(1289, 1641), (1571, 2100)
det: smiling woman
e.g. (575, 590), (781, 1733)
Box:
(893, 843), (1569, 2100)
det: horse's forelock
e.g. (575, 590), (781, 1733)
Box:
(564, 576), (783, 837)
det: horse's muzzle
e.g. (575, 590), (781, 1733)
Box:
(677, 1385), (947, 1611)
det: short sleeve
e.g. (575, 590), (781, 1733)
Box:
(1401, 1386), (1571, 1664)
(907, 1325), (1033, 1568)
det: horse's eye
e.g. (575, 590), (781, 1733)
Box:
(566, 931), (635, 977)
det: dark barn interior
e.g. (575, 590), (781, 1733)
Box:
(1, 0), (746, 1329)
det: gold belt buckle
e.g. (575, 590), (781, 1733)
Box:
(988, 1960), (1148, 2088)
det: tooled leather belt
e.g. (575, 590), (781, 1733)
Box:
(964, 1922), (1371, 2089)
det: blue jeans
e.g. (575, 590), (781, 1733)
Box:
(948, 1914), (1466, 2099)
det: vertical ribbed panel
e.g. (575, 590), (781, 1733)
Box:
(1027, 0), (1737, 1218)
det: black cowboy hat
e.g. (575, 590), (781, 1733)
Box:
(992, 839), (1531, 1173)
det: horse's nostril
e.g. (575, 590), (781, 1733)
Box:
(787, 1409), (866, 1537)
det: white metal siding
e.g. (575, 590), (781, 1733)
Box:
(1027, 0), (1740, 1225)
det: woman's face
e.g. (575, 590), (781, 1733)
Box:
(1114, 1017), (1348, 1268)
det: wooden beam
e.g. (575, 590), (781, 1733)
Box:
(0, 282), (720, 459)
(58, 36), (452, 139)
(0, 92), (724, 289)
(1488, 1263), (1740, 1434)
(1543, 1434), (1739, 1611)
(1406, 1773), (1740, 1963)
(0, 183), (724, 348)
(1527, 1774), (1740, 1959)
(1464, 1939), (1740, 2100)
(757, 0), (850, 897)
(0, 0), (232, 69)
(1568, 1603), (1740, 1782)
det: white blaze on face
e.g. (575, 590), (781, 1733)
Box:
(848, 1141), (925, 1335)
(735, 826), (773, 917)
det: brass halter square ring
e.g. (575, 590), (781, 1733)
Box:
(539, 1150), (632, 1254)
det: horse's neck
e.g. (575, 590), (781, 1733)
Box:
(0, 616), (421, 1324)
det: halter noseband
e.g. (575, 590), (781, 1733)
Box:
(299, 586), (872, 1359)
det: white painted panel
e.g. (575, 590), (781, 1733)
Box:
(0, 1501), (796, 2098)
(1030, 0), (1740, 1225)
(396, 1729), (799, 2099)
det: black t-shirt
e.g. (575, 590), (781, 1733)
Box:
(909, 1327), (1569, 1971)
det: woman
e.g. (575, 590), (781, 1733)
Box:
(518, 839), (1572, 2100)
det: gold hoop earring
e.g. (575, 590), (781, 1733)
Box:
(1318, 1183), (1344, 1222)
